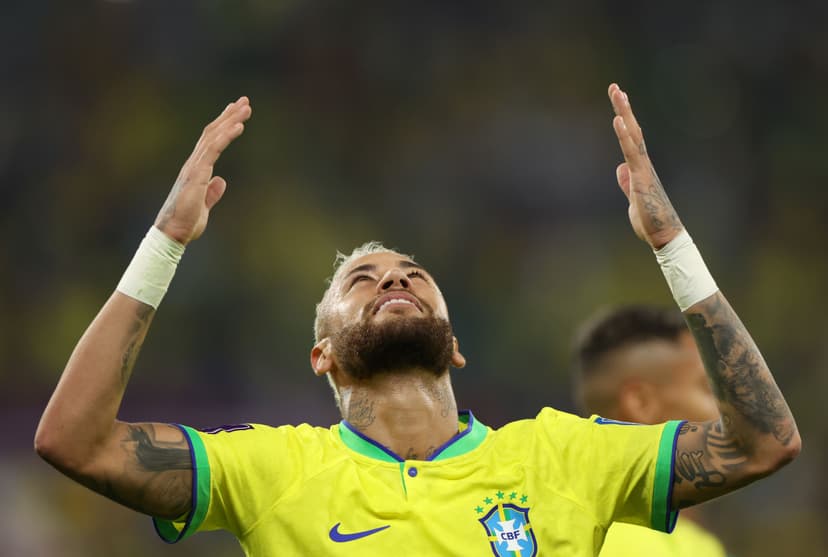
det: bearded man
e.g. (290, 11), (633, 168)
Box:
(35, 85), (800, 557)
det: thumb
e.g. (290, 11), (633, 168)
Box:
(205, 176), (227, 210)
(615, 163), (631, 200)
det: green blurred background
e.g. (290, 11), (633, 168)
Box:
(2, 1), (826, 555)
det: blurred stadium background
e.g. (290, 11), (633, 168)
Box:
(2, 1), (827, 555)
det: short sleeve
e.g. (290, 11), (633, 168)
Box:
(152, 422), (315, 543)
(534, 409), (684, 534)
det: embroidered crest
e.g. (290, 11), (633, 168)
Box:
(475, 491), (537, 557)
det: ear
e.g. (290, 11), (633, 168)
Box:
(617, 380), (662, 424)
(310, 338), (336, 377)
(450, 336), (466, 369)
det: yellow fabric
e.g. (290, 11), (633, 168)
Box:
(600, 519), (727, 557)
(158, 409), (680, 556)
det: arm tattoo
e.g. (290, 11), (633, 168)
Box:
(77, 424), (192, 519)
(671, 294), (798, 509)
(675, 422), (743, 487)
(635, 166), (683, 233)
(685, 295), (797, 446)
(673, 419), (749, 508)
(120, 304), (154, 385)
(117, 424), (192, 518)
(127, 425), (191, 472)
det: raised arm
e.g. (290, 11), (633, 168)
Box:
(34, 97), (252, 519)
(606, 84), (800, 510)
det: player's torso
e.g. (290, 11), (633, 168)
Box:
(239, 426), (603, 557)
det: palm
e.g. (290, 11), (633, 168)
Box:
(155, 97), (252, 245)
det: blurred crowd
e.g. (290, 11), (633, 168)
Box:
(1, 1), (826, 555)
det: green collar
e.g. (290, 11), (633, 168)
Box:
(339, 411), (487, 462)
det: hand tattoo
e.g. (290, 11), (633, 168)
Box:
(156, 178), (184, 230)
(635, 167), (683, 234)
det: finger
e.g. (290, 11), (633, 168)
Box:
(201, 102), (251, 151)
(612, 115), (646, 171)
(191, 105), (251, 172)
(181, 100), (251, 187)
(615, 163), (631, 200)
(607, 83), (622, 115)
(199, 121), (246, 168)
(205, 176), (227, 210)
(609, 87), (645, 149)
(203, 96), (252, 136)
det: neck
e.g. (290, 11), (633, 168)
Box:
(338, 369), (458, 460)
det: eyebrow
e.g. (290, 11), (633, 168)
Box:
(343, 260), (427, 280)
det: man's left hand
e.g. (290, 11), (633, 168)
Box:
(608, 83), (683, 250)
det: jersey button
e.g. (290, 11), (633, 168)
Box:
(408, 467), (418, 477)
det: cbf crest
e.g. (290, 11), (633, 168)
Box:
(474, 491), (537, 557)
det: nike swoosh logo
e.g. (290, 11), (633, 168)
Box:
(328, 522), (390, 542)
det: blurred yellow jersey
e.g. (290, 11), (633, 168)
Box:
(154, 409), (683, 556)
(600, 519), (727, 557)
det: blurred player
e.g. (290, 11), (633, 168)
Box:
(35, 85), (800, 555)
(574, 305), (728, 556)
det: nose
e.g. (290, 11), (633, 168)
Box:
(377, 267), (410, 292)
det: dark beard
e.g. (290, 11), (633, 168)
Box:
(331, 315), (455, 380)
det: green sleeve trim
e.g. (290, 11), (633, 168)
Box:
(651, 420), (684, 533)
(152, 424), (212, 543)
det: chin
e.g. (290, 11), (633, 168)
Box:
(332, 315), (454, 380)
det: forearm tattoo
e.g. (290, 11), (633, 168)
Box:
(672, 294), (798, 507)
(86, 305), (191, 519)
(120, 304), (154, 385)
(685, 294), (797, 446)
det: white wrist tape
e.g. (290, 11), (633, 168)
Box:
(116, 226), (185, 309)
(655, 229), (718, 311)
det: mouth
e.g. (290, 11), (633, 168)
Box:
(372, 291), (424, 315)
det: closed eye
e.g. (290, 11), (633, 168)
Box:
(350, 275), (374, 288)
(407, 270), (428, 281)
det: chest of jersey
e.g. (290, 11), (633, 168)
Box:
(240, 451), (602, 556)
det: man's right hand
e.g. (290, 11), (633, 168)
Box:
(155, 96), (252, 245)
(36, 98), (252, 521)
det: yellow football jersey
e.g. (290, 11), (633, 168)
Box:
(154, 409), (683, 556)
(599, 519), (727, 557)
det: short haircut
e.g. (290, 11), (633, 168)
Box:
(572, 305), (687, 415)
(313, 242), (415, 343)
